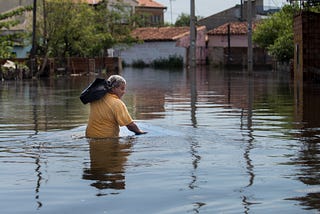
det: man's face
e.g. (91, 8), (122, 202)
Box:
(112, 83), (126, 98)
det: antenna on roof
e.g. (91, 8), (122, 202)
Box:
(169, 0), (175, 24)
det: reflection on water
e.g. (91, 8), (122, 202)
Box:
(83, 138), (133, 195)
(286, 81), (320, 210)
(1, 67), (320, 213)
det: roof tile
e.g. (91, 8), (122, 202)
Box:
(208, 22), (257, 35)
(138, 0), (165, 8)
(131, 27), (191, 41)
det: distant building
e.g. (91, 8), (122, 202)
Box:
(198, 0), (278, 31)
(207, 21), (272, 67)
(82, 0), (167, 27)
(117, 26), (207, 66)
(199, 0), (280, 67)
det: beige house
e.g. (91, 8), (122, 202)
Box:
(85, 0), (166, 27)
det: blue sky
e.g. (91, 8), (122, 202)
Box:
(155, 0), (288, 23)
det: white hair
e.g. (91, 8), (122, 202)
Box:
(107, 75), (126, 90)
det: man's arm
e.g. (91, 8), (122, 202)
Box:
(126, 122), (147, 135)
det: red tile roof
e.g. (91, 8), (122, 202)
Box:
(131, 27), (191, 41)
(208, 22), (257, 35)
(83, 0), (103, 4)
(138, 0), (166, 8)
(74, 0), (102, 4)
(79, 0), (165, 8)
(131, 26), (206, 41)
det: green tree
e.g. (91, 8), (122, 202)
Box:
(0, 6), (32, 58)
(253, 5), (298, 63)
(90, 0), (138, 56)
(36, 0), (137, 58)
(174, 13), (202, 27)
(36, 0), (96, 58)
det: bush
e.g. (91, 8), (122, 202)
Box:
(131, 59), (148, 68)
(151, 55), (183, 69)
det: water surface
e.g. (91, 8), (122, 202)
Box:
(1, 67), (320, 213)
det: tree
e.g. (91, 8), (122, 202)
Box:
(174, 13), (203, 27)
(0, 6), (32, 58)
(36, 0), (96, 58)
(36, 0), (138, 58)
(90, 0), (138, 56)
(253, 5), (298, 63)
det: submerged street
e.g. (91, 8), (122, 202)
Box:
(1, 66), (320, 213)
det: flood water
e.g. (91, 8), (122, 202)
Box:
(1, 67), (320, 213)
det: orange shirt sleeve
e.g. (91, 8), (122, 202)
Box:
(113, 99), (133, 127)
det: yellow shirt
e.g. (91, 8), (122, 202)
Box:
(85, 93), (133, 138)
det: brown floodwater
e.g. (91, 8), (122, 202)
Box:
(1, 66), (320, 213)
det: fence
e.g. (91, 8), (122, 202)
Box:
(1, 57), (122, 78)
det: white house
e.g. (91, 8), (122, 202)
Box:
(118, 26), (207, 66)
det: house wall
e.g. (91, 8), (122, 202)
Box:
(13, 45), (31, 58)
(0, 0), (32, 13)
(177, 26), (207, 65)
(208, 34), (249, 48)
(207, 34), (272, 66)
(207, 47), (224, 66)
(119, 41), (186, 65)
(135, 7), (165, 26)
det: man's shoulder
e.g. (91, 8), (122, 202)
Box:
(105, 93), (124, 106)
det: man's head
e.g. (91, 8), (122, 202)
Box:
(107, 75), (126, 98)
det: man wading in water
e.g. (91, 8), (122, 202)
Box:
(85, 75), (147, 138)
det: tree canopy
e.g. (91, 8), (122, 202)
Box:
(174, 13), (203, 27)
(36, 0), (138, 58)
(253, 5), (298, 63)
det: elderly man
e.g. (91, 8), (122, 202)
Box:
(86, 75), (146, 138)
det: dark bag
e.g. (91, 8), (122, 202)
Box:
(80, 78), (108, 104)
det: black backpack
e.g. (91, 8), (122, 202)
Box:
(80, 78), (109, 104)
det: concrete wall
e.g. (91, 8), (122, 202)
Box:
(294, 11), (320, 81)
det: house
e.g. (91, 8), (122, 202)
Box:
(198, 0), (262, 31)
(197, 0), (280, 67)
(85, 0), (166, 27)
(135, 0), (166, 27)
(198, 0), (280, 32)
(117, 26), (207, 66)
(207, 21), (272, 67)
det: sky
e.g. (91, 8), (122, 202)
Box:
(155, 0), (289, 23)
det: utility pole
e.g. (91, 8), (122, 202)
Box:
(190, 0), (196, 68)
(247, 0), (253, 74)
(190, 0), (197, 128)
(31, 0), (37, 76)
